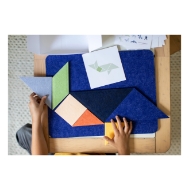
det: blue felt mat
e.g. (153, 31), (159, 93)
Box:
(46, 50), (156, 104)
(46, 50), (160, 137)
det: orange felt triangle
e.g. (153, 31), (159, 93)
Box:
(73, 109), (103, 127)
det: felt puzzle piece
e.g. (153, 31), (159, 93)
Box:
(73, 109), (104, 127)
(105, 122), (125, 145)
(70, 88), (133, 122)
(52, 62), (69, 109)
(49, 107), (104, 138)
(106, 88), (168, 122)
(55, 94), (87, 126)
(21, 77), (52, 108)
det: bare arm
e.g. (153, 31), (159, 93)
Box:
(29, 92), (48, 155)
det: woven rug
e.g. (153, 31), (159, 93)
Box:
(8, 35), (181, 155)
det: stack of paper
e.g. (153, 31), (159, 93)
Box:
(151, 35), (167, 48)
(114, 35), (167, 50)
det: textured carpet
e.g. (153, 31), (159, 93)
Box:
(8, 35), (181, 155)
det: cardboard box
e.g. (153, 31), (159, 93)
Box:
(27, 35), (130, 55)
(27, 35), (103, 55)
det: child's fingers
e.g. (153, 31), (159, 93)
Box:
(36, 97), (41, 103)
(34, 95), (40, 101)
(128, 121), (133, 134)
(123, 117), (129, 133)
(29, 92), (36, 102)
(116, 116), (124, 134)
(40, 96), (46, 107)
(111, 119), (119, 136)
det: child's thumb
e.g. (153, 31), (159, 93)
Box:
(40, 96), (47, 107)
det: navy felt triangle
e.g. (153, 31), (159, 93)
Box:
(70, 88), (133, 122)
(106, 88), (168, 122)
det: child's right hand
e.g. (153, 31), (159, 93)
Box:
(104, 116), (132, 155)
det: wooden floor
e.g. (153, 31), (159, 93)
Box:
(170, 35), (181, 55)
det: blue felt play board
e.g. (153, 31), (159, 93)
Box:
(46, 50), (162, 138)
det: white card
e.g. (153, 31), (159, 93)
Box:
(82, 46), (126, 89)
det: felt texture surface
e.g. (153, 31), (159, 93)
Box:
(106, 88), (168, 122)
(46, 50), (159, 136)
(131, 120), (158, 134)
(73, 109), (104, 127)
(46, 50), (156, 104)
(52, 62), (69, 109)
(48, 107), (104, 138)
(21, 77), (52, 108)
(71, 88), (133, 122)
(55, 94), (86, 126)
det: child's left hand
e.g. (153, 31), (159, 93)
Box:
(29, 92), (47, 123)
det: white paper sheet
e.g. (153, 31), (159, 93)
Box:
(114, 35), (153, 50)
(151, 35), (159, 48)
(82, 46), (126, 89)
(159, 35), (166, 46)
(158, 36), (163, 47)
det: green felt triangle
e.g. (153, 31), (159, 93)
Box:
(52, 62), (69, 109)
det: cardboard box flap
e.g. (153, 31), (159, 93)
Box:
(27, 35), (91, 55)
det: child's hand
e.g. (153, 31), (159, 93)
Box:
(104, 116), (132, 155)
(29, 92), (47, 123)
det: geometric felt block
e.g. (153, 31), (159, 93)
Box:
(105, 88), (168, 122)
(52, 62), (69, 109)
(20, 76), (52, 108)
(105, 122), (124, 145)
(49, 108), (104, 138)
(55, 94), (87, 126)
(73, 109), (104, 127)
(70, 88), (133, 122)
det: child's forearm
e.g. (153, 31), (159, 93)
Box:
(31, 118), (48, 155)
